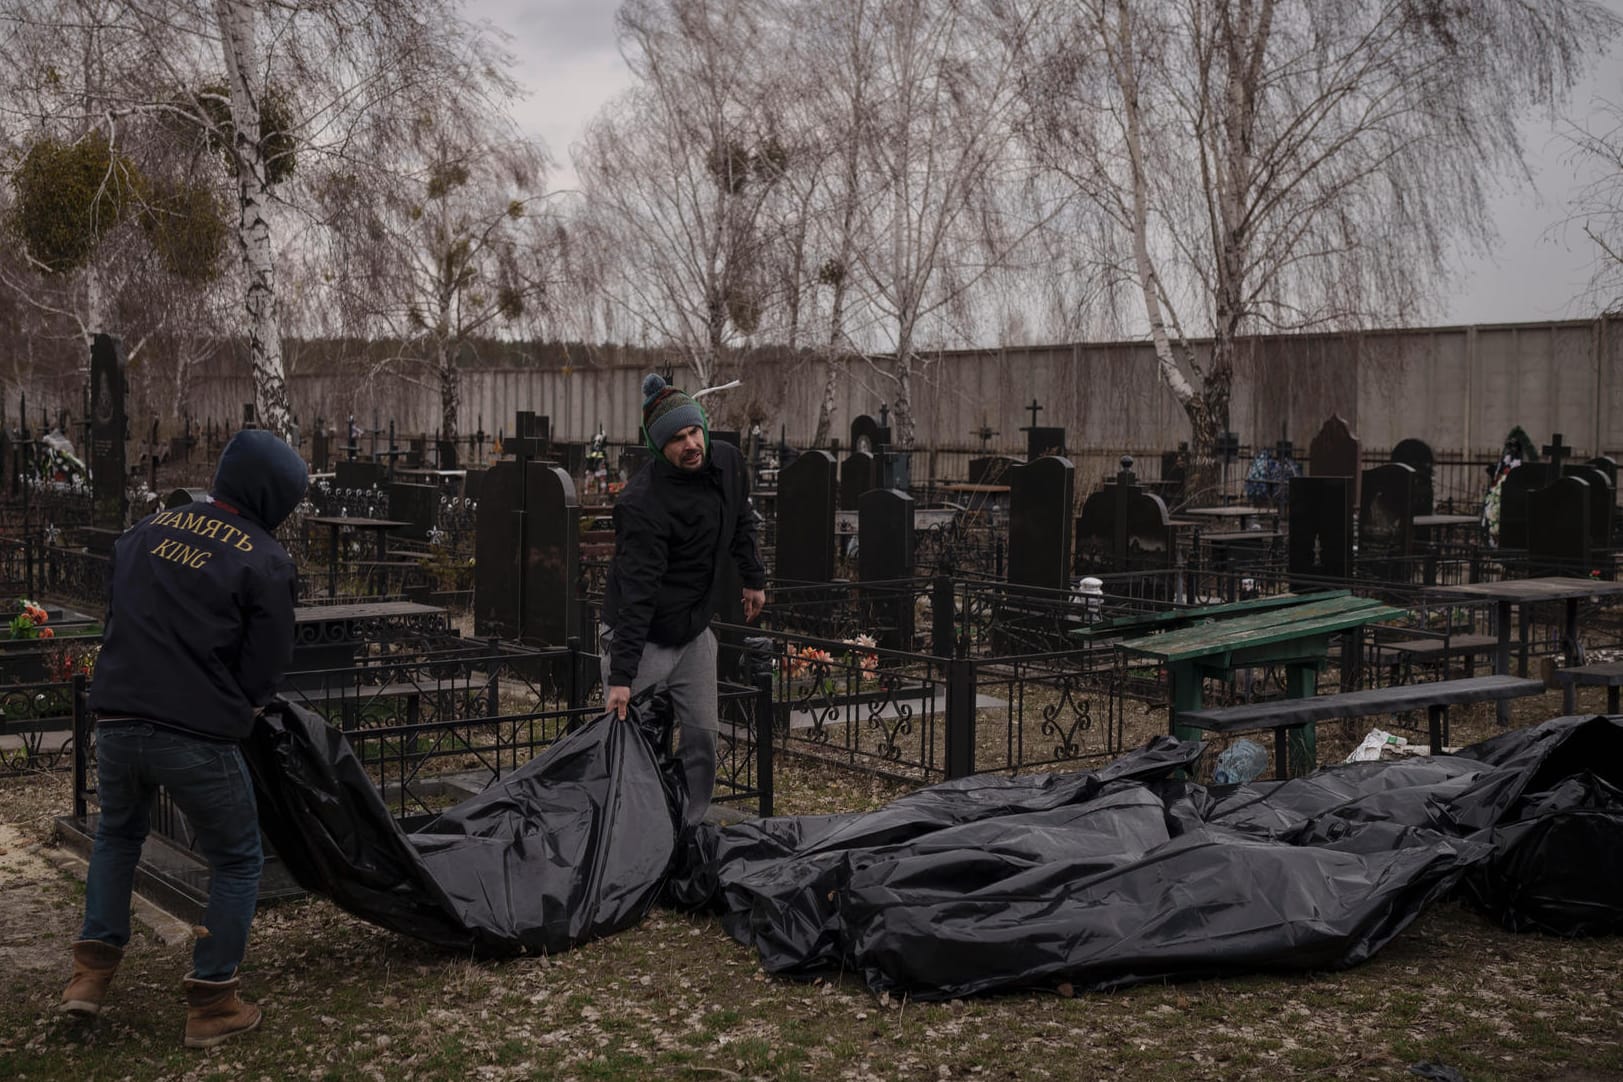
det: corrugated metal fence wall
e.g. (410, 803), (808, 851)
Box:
(19, 316), (1620, 468)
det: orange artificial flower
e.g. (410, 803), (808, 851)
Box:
(39, 627), (54, 639)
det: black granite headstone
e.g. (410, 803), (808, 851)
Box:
(1024, 426), (1066, 460)
(404, 436), (427, 469)
(1583, 455), (1617, 492)
(437, 438), (459, 471)
(1528, 476), (1592, 576)
(1359, 462), (1415, 573)
(840, 450), (878, 512)
(1497, 463), (1557, 550)
(335, 459), (386, 491)
(387, 482), (438, 542)
(461, 466), (486, 503)
(515, 410), (549, 447)
(474, 460), (524, 639)
(522, 463), (580, 645)
(775, 451), (837, 584)
(881, 450), (911, 492)
(311, 428), (331, 472)
(850, 415), (889, 453)
(1008, 455), (1074, 590)
(1073, 458), (1172, 575)
(1563, 463), (1614, 552)
(1390, 438), (1434, 517)
(1309, 414), (1361, 516)
(968, 455), (1022, 485)
(710, 430), (741, 449)
(89, 334), (128, 531)
(1158, 443), (1189, 506)
(1288, 476), (1352, 586)
(858, 488), (915, 651)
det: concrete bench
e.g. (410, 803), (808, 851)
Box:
(1553, 660), (1623, 714)
(1372, 633), (1498, 681)
(1177, 674), (1547, 778)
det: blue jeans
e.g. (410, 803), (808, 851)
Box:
(80, 724), (264, 981)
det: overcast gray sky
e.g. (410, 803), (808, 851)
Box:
(467, 0), (1623, 329)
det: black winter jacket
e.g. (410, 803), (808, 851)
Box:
(602, 439), (766, 685)
(89, 431), (308, 742)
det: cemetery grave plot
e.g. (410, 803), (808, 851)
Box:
(60, 618), (769, 918)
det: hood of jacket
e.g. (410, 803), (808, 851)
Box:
(211, 429), (309, 530)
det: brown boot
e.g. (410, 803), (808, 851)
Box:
(182, 973), (261, 1049)
(61, 939), (124, 1016)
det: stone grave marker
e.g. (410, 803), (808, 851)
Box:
(1073, 457), (1173, 575)
(88, 334), (129, 533)
(1583, 455), (1616, 491)
(1288, 476), (1352, 585)
(968, 455), (1021, 485)
(1390, 438), (1434, 517)
(549, 440), (587, 478)
(474, 460), (525, 640)
(522, 463), (580, 645)
(858, 488), (915, 651)
(472, 459), (579, 644)
(881, 449), (911, 492)
(387, 482), (438, 542)
(1527, 476), (1592, 576)
(850, 414), (889, 454)
(1017, 397), (1066, 460)
(515, 410), (549, 450)
(335, 458), (386, 491)
(1563, 462), (1614, 552)
(775, 451), (837, 583)
(437, 437), (459, 471)
(1309, 414), (1361, 516)
(1359, 462), (1415, 574)
(1159, 443), (1189, 506)
(1496, 463), (1557, 550)
(1008, 455), (1074, 590)
(461, 466), (486, 503)
(710, 430), (740, 449)
(404, 436), (427, 469)
(840, 450), (878, 511)
(310, 424), (331, 472)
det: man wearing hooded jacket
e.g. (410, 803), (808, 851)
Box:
(601, 374), (767, 826)
(62, 429), (308, 1048)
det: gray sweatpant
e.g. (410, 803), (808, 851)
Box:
(600, 626), (718, 826)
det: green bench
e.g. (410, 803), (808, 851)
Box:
(1116, 592), (1409, 774)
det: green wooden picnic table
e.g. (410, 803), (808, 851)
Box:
(1069, 589), (1352, 642)
(1116, 592), (1407, 774)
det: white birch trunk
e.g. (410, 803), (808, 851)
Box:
(215, 0), (293, 439)
(1113, 0), (1196, 409)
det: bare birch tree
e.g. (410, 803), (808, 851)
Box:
(1563, 97), (1623, 312)
(2, 0), (508, 439)
(1022, 0), (1618, 495)
(308, 39), (551, 441)
(842, 0), (1057, 447)
(575, 0), (783, 388)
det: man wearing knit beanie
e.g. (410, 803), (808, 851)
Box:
(600, 372), (767, 825)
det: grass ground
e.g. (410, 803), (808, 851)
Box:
(0, 687), (1620, 1081)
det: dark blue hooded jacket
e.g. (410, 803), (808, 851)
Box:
(90, 430), (308, 742)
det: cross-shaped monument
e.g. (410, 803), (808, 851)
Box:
(1542, 433), (1571, 474)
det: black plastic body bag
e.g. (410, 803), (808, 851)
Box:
(243, 698), (685, 956)
(675, 716), (1623, 999)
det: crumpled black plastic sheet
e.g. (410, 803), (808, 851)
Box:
(244, 699), (684, 956)
(680, 715), (1623, 1000)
